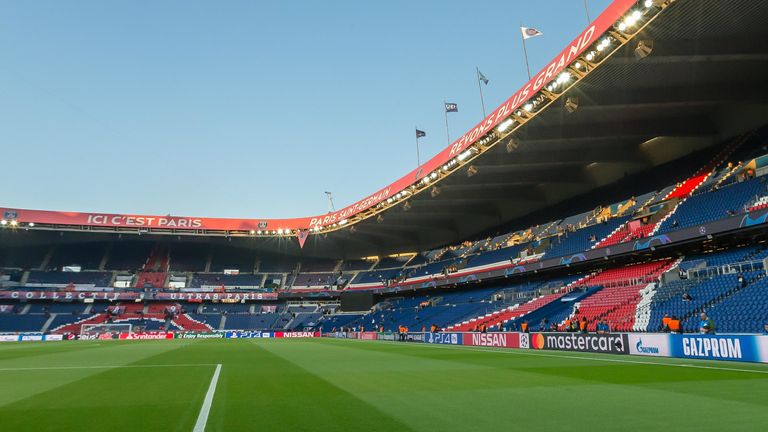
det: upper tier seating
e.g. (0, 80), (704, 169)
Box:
(135, 272), (166, 289)
(258, 257), (298, 273)
(299, 258), (338, 273)
(350, 268), (404, 285)
(191, 273), (263, 288)
(465, 244), (526, 268)
(0, 245), (48, 269)
(291, 273), (337, 288)
(26, 271), (112, 287)
(224, 313), (281, 330)
(209, 246), (255, 272)
(169, 244), (208, 272)
(544, 216), (630, 258)
(657, 178), (765, 233)
(105, 242), (154, 271)
(340, 259), (375, 271)
(48, 243), (107, 270)
(374, 256), (411, 269)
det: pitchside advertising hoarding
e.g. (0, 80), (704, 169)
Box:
(175, 332), (226, 339)
(670, 334), (766, 363)
(274, 331), (321, 338)
(531, 332), (629, 354)
(119, 332), (174, 340)
(629, 333), (768, 363)
(0, 333), (64, 342)
(424, 332), (462, 345)
(628, 334), (671, 357)
(223, 331), (320, 339)
(225, 331), (272, 339)
(463, 332), (520, 348)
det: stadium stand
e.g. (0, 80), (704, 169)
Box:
(656, 178), (765, 233)
(26, 270), (112, 287)
(47, 242), (107, 270)
(4, 134), (768, 335)
(191, 273), (263, 289)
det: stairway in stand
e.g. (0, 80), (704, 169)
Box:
(135, 244), (169, 288)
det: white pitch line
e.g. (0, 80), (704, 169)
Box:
(336, 338), (768, 375)
(193, 364), (222, 432)
(0, 363), (218, 372)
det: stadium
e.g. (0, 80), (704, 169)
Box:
(2, 0), (768, 430)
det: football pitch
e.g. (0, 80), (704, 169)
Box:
(1, 338), (767, 431)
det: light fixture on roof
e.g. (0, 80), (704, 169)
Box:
(257, 230), (262, 235)
(9, 220), (17, 227)
(457, 149), (473, 162)
(277, 229), (284, 235)
(564, 97), (579, 114)
(250, 230), (255, 235)
(585, 51), (595, 61)
(28, 222), (35, 227)
(338, 219), (348, 225)
(506, 139), (519, 153)
(430, 172), (437, 179)
(0, 220), (7, 226)
(497, 118), (514, 133)
(523, 103), (533, 112)
(634, 40), (654, 59)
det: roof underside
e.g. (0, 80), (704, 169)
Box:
(301, 0), (768, 258)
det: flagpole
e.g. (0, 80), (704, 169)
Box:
(476, 67), (487, 118)
(583, 0), (591, 24)
(415, 127), (421, 167)
(520, 25), (532, 80)
(443, 101), (451, 144)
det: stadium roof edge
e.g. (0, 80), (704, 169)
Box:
(0, 0), (649, 239)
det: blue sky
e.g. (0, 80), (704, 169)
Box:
(0, 0), (613, 218)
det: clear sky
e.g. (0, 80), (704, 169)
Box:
(0, 0), (613, 218)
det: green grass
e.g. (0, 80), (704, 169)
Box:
(1, 338), (767, 431)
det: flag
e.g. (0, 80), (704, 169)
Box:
(297, 229), (309, 249)
(520, 26), (543, 39)
(415, 129), (426, 138)
(478, 70), (489, 85)
(445, 102), (458, 113)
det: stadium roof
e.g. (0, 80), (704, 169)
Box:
(3, 0), (768, 258)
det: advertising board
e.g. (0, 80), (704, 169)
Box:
(462, 332), (518, 348)
(531, 332), (629, 354)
